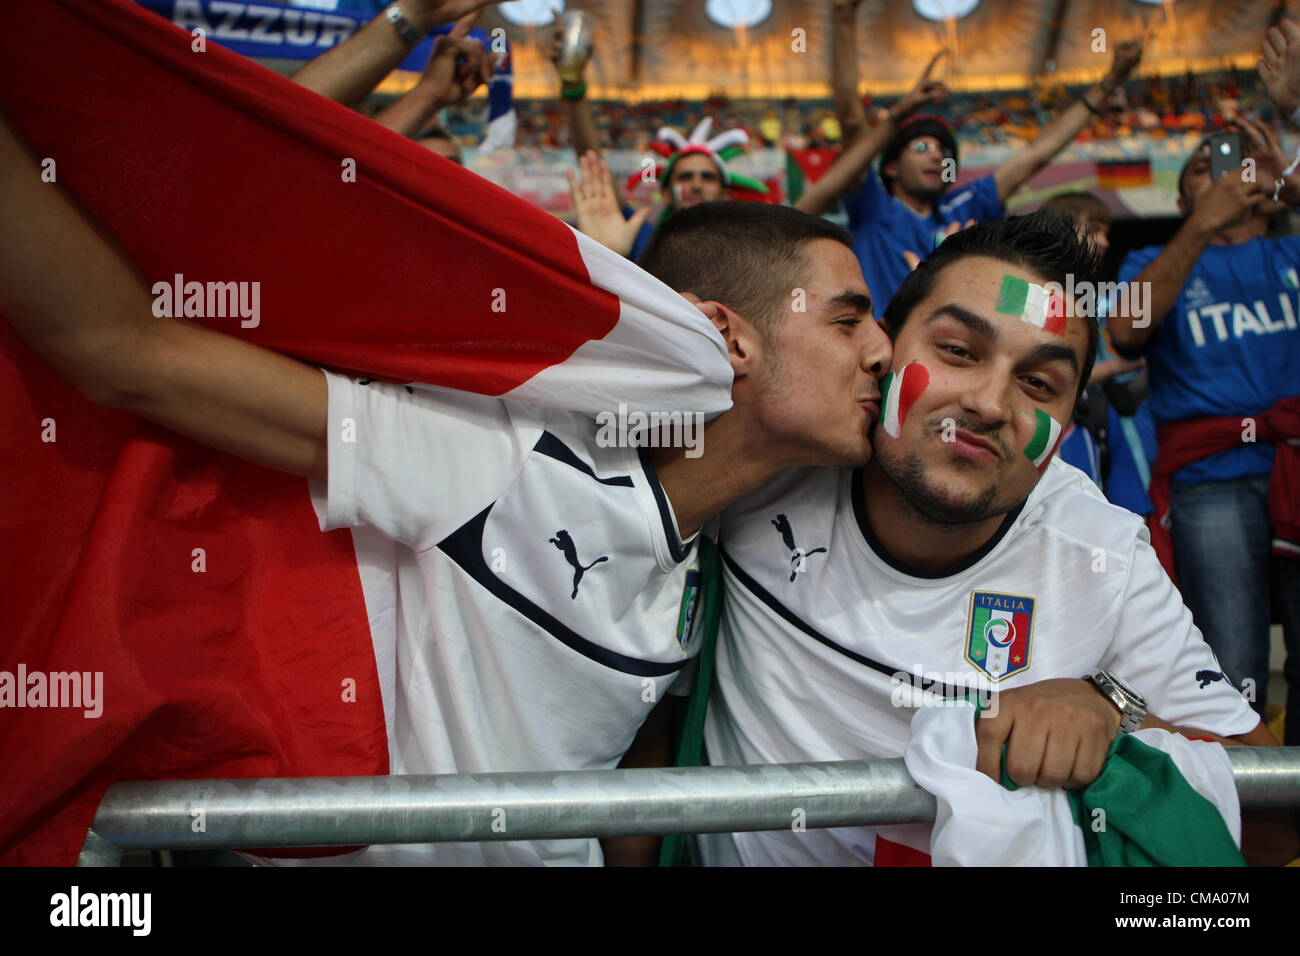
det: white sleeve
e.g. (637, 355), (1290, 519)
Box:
(310, 370), (544, 552)
(1101, 529), (1260, 738)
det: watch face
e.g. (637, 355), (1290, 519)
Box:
(1109, 673), (1145, 705)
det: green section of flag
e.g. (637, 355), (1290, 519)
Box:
(785, 152), (806, 203)
(1024, 408), (1054, 462)
(994, 275), (1029, 317)
(970, 606), (990, 660)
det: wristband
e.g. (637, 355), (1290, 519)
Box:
(1079, 96), (1103, 118)
(561, 81), (587, 101)
(383, 3), (421, 46)
(1272, 147), (1300, 202)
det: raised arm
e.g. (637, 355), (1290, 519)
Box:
(292, 0), (500, 108)
(548, 23), (601, 160)
(830, 0), (868, 148)
(0, 112), (328, 479)
(993, 39), (1142, 203)
(1109, 172), (1266, 353)
(373, 15), (495, 138)
(1259, 18), (1300, 120)
(795, 51), (948, 217)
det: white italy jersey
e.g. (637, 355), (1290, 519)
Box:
(702, 458), (1258, 866)
(261, 371), (709, 866)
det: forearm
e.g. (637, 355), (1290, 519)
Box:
(292, 3), (429, 108)
(1110, 218), (1213, 351)
(794, 116), (893, 215)
(0, 112), (157, 404)
(566, 97), (602, 159)
(600, 696), (682, 866)
(830, 2), (867, 147)
(374, 82), (443, 137)
(994, 95), (1092, 201)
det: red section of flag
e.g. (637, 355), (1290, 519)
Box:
(874, 834), (932, 867)
(1045, 293), (1067, 336)
(788, 148), (840, 185)
(898, 363), (930, 426)
(0, 0), (629, 864)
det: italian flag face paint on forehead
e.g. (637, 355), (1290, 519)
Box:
(1023, 408), (1063, 470)
(995, 275), (1066, 336)
(880, 362), (929, 439)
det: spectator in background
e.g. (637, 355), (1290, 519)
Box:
(1109, 95), (1300, 744)
(291, 3), (498, 158)
(824, 0), (1143, 307)
(414, 124), (462, 163)
(1040, 191), (1156, 508)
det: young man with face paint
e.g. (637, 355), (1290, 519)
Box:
(700, 212), (1287, 867)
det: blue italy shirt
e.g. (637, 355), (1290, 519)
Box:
(845, 168), (1004, 310)
(1117, 236), (1300, 485)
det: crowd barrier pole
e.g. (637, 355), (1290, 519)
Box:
(77, 747), (1300, 865)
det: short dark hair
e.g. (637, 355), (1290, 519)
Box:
(882, 211), (1100, 399)
(638, 201), (855, 331)
(1041, 191), (1111, 227)
(415, 124), (456, 143)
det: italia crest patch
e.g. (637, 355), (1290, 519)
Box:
(964, 591), (1035, 681)
(676, 568), (702, 653)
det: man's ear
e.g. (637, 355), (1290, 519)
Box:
(882, 159), (899, 183)
(690, 299), (759, 376)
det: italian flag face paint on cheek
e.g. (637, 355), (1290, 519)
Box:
(880, 362), (930, 439)
(995, 275), (1066, 336)
(1023, 408), (1063, 470)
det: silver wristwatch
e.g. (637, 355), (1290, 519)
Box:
(1086, 669), (1147, 735)
(384, 3), (422, 45)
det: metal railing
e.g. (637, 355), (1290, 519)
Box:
(75, 747), (1300, 865)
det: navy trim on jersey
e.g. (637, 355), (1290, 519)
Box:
(534, 432), (634, 487)
(439, 504), (690, 677)
(850, 469), (1025, 579)
(721, 549), (963, 697)
(638, 448), (691, 563)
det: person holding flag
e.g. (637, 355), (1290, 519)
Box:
(698, 211), (1291, 866)
(0, 0), (891, 866)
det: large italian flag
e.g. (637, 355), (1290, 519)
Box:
(0, 0), (730, 864)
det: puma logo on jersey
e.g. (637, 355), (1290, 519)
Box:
(771, 514), (826, 582)
(1196, 668), (1226, 689)
(549, 529), (609, 599)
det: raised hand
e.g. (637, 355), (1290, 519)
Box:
(1106, 37), (1143, 87)
(420, 12), (494, 108)
(567, 151), (649, 258)
(1259, 18), (1300, 117)
(894, 49), (949, 121)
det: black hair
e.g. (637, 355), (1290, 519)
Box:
(414, 124), (456, 143)
(882, 210), (1100, 399)
(1041, 191), (1111, 227)
(638, 200), (854, 331)
(879, 115), (959, 194)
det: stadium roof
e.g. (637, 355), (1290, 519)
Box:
(478, 0), (1283, 100)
